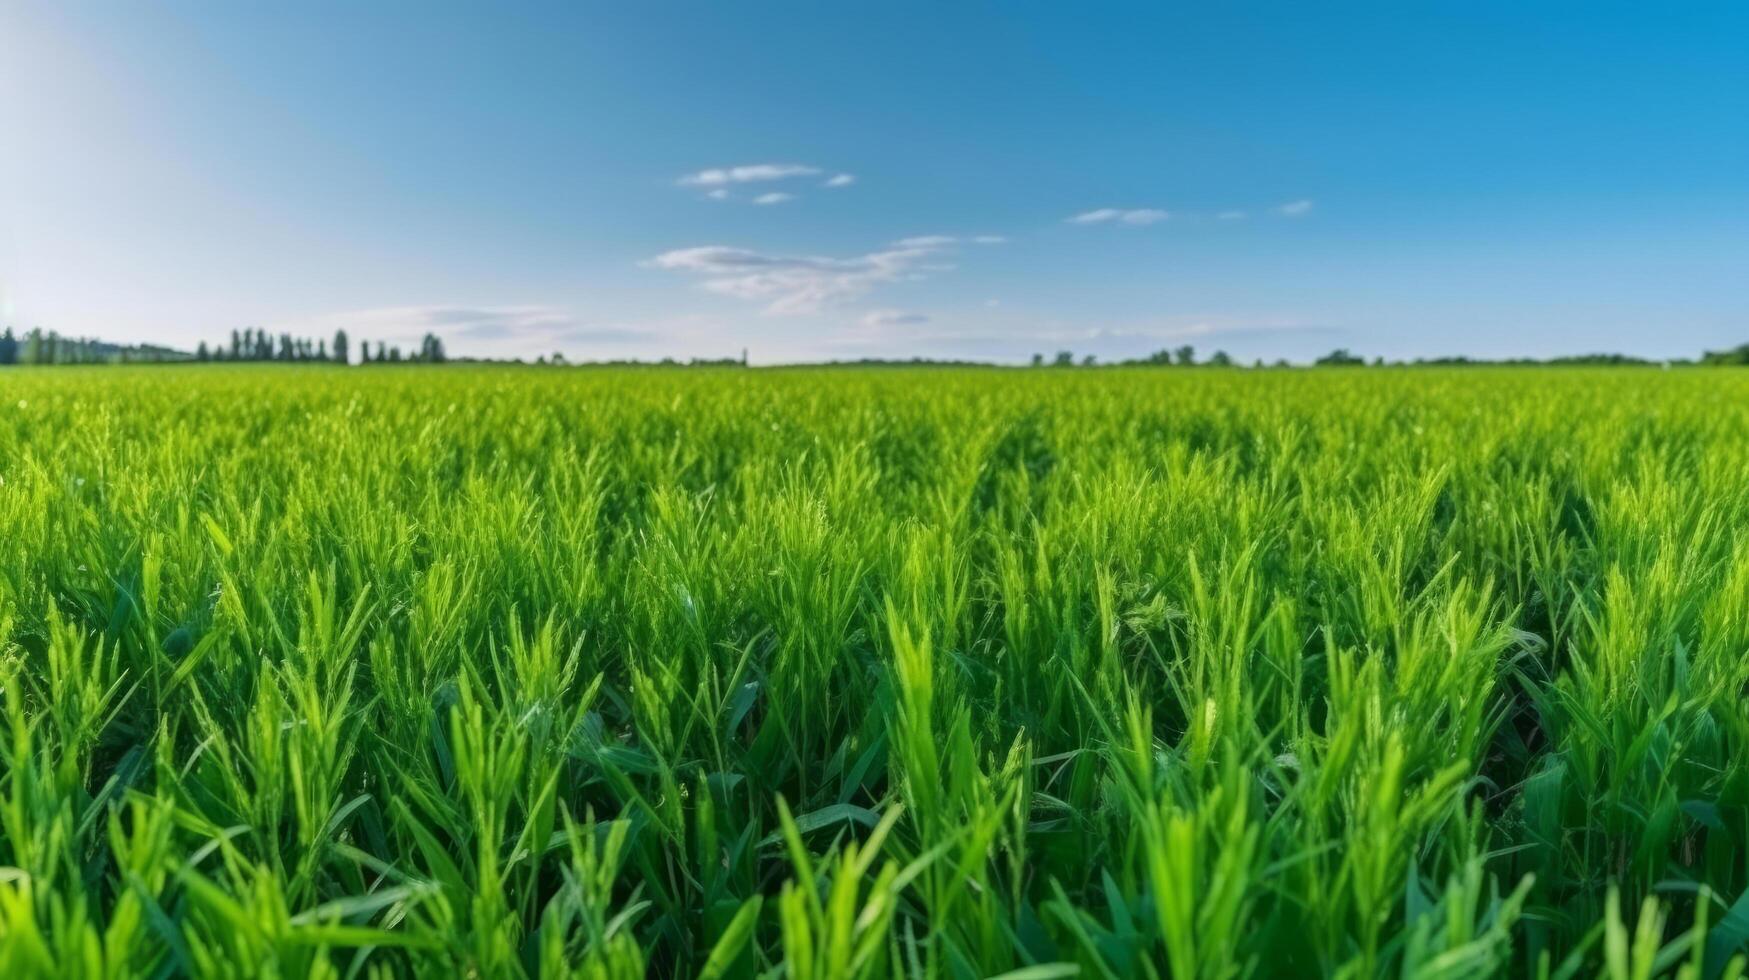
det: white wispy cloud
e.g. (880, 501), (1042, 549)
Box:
(1278, 199), (1314, 217)
(861, 309), (930, 328)
(647, 240), (952, 315)
(680, 164), (856, 203)
(678, 163), (821, 187)
(268, 304), (663, 350)
(889, 234), (1007, 248)
(275, 305), (574, 340)
(1068, 208), (1170, 226)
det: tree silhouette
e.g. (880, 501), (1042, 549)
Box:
(419, 333), (447, 363)
(1315, 348), (1366, 366)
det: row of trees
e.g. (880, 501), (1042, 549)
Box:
(1031, 346), (1683, 368)
(199, 328), (335, 363)
(0, 328), (191, 365)
(0, 326), (451, 366)
(1700, 343), (1749, 365)
(1032, 346), (1237, 367)
(5, 326), (1743, 369)
(195, 329), (448, 365)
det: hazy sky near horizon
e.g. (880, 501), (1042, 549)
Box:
(3, 3), (1746, 364)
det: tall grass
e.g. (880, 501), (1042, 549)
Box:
(1, 364), (1746, 977)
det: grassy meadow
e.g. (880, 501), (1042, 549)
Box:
(3, 363), (1749, 978)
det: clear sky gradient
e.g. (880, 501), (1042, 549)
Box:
(3, 2), (1745, 363)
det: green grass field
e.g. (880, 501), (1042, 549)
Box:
(3, 364), (1748, 978)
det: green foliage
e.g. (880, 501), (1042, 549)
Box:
(1700, 344), (1749, 366)
(0, 364), (1746, 977)
(1315, 348), (1366, 366)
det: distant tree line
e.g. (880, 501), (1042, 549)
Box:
(0, 327), (192, 365)
(1700, 343), (1749, 366)
(191, 328), (447, 365)
(199, 327), (333, 363)
(1031, 346), (1236, 368)
(1028, 344), (1693, 369)
(816, 356), (997, 368)
(8, 324), (1749, 369)
(1395, 352), (1658, 367)
(0, 323), (756, 368)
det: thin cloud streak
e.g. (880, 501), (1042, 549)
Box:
(266, 304), (658, 351)
(648, 240), (953, 315)
(861, 309), (930, 328)
(678, 163), (821, 187)
(889, 234), (1007, 248)
(1068, 208), (1170, 225)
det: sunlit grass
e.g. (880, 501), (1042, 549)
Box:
(1, 363), (1746, 977)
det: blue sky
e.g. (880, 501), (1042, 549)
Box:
(3, 2), (1745, 363)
